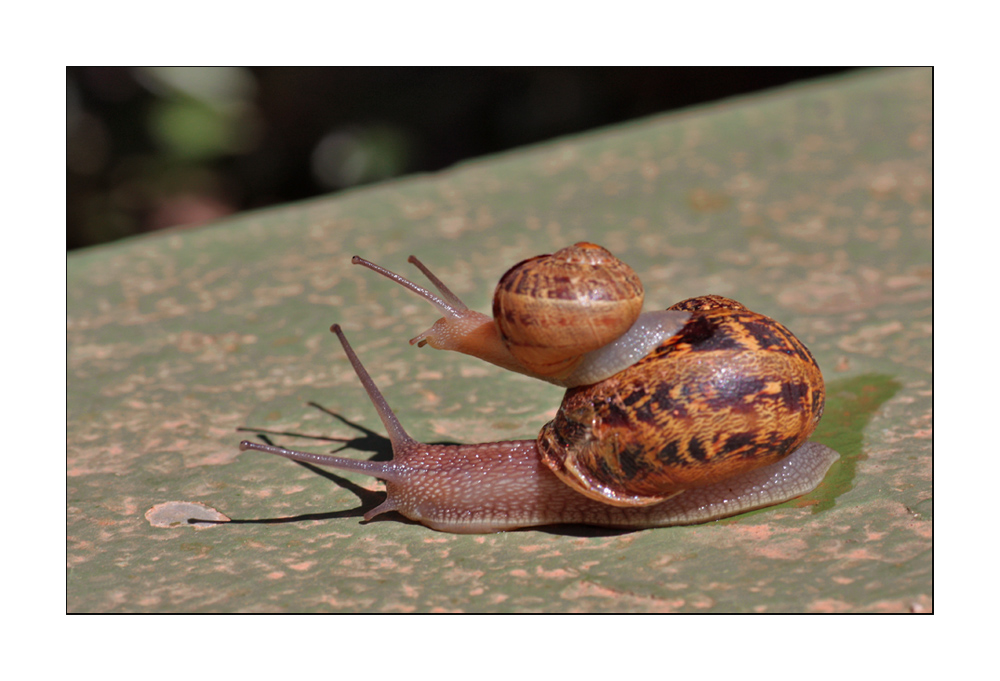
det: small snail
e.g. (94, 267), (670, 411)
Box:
(240, 243), (839, 533)
(352, 242), (691, 388)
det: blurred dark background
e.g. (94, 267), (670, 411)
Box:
(67, 67), (855, 251)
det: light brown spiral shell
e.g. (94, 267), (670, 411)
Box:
(492, 242), (644, 380)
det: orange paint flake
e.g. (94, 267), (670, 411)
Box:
(535, 566), (573, 579)
(809, 598), (852, 613)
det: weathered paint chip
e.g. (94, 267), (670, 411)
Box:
(145, 501), (231, 529)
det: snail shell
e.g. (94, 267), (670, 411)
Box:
(538, 295), (826, 507)
(493, 243), (644, 380)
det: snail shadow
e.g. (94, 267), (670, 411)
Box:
(227, 402), (443, 529)
(530, 524), (637, 538)
(217, 459), (391, 527)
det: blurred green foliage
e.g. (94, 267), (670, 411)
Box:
(67, 67), (854, 250)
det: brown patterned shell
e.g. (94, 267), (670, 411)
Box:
(537, 295), (826, 507)
(493, 242), (644, 380)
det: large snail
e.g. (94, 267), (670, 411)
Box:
(241, 243), (839, 533)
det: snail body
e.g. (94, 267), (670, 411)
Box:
(240, 243), (839, 532)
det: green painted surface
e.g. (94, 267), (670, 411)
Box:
(67, 68), (931, 612)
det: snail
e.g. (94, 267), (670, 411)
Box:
(240, 243), (839, 533)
